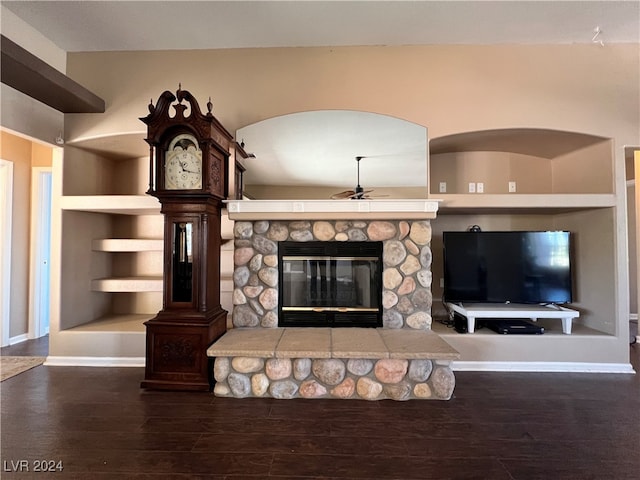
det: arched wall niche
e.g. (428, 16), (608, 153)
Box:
(236, 110), (428, 200)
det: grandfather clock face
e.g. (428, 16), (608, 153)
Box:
(164, 133), (202, 190)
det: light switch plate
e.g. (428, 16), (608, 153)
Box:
(468, 182), (476, 193)
(477, 182), (484, 193)
(439, 182), (447, 193)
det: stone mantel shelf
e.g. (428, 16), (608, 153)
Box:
(224, 199), (441, 220)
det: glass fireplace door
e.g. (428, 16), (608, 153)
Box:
(278, 241), (382, 327)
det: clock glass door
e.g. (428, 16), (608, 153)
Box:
(172, 222), (193, 302)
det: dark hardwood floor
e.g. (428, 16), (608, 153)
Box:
(1, 336), (639, 479)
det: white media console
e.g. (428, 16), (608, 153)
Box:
(445, 303), (580, 334)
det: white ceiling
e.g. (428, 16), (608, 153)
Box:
(3, 1), (639, 52)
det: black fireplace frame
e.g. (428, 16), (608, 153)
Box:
(277, 241), (383, 328)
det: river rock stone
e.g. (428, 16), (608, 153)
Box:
(382, 290), (398, 309)
(347, 358), (373, 376)
(397, 277), (416, 295)
(232, 357), (264, 373)
(233, 304), (259, 327)
(408, 359), (433, 382)
(242, 285), (263, 298)
(293, 358), (312, 380)
(234, 221), (253, 239)
(228, 373), (251, 397)
(331, 377), (356, 398)
(384, 381), (412, 401)
(335, 221), (352, 232)
(313, 221), (336, 241)
(406, 311), (432, 329)
(234, 247), (254, 266)
(265, 358), (292, 380)
(261, 311), (278, 328)
(411, 288), (432, 309)
(214, 357), (230, 382)
(233, 266), (250, 287)
(299, 380), (327, 398)
(419, 246), (432, 268)
(396, 296), (415, 314)
(404, 239), (419, 255)
(270, 380), (298, 399)
(367, 221), (397, 241)
(356, 377), (382, 400)
(214, 382), (230, 396)
(253, 235), (277, 254)
(253, 220), (269, 234)
(259, 288), (278, 310)
(251, 373), (269, 396)
(233, 288), (247, 305)
(248, 299), (264, 316)
(290, 229), (314, 242)
(400, 255), (421, 275)
(258, 267), (278, 287)
(312, 359), (346, 385)
(383, 268), (403, 290)
(267, 222), (289, 241)
(248, 253), (263, 272)
(263, 254), (278, 267)
(384, 240), (407, 266)
(416, 269), (432, 288)
(335, 232), (348, 241)
(399, 221), (410, 240)
(431, 367), (456, 399)
(383, 309), (404, 328)
(409, 221), (431, 245)
(374, 359), (408, 384)
(289, 221), (311, 230)
(347, 229), (368, 241)
(413, 383), (432, 398)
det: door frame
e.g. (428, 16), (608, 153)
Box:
(29, 167), (53, 339)
(0, 159), (14, 347)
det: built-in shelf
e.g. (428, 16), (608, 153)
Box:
(65, 314), (150, 333)
(91, 276), (163, 292)
(92, 238), (163, 252)
(435, 193), (616, 213)
(60, 195), (160, 215)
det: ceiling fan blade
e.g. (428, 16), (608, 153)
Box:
(330, 190), (356, 200)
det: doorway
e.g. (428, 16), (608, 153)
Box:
(29, 168), (52, 338)
(0, 159), (13, 347)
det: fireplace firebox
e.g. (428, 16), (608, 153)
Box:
(278, 241), (383, 327)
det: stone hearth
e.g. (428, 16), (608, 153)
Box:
(208, 199), (458, 400)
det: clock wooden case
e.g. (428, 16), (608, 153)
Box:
(140, 87), (233, 391)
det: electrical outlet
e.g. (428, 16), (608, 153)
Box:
(468, 182), (476, 193)
(508, 181), (517, 193)
(477, 182), (484, 193)
(439, 182), (447, 193)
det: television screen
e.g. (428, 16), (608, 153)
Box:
(443, 231), (573, 305)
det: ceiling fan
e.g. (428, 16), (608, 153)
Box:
(330, 156), (377, 200)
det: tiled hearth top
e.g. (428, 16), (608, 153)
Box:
(207, 328), (460, 360)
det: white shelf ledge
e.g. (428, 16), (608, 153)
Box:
(61, 195), (160, 215)
(92, 239), (164, 252)
(91, 276), (163, 292)
(225, 199), (440, 220)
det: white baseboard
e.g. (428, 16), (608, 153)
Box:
(44, 356), (145, 367)
(9, 333), (29, 345)
(452, 361), (636, 374)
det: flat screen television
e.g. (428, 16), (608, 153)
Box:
(443, 231), (573, 305)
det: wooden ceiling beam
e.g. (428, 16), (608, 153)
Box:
(1, 35), (105, 114)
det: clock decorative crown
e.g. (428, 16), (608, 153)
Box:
(141, 85), (233, 198)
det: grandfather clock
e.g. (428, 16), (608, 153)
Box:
(140, 86), (232, 391)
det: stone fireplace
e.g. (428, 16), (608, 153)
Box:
(208, 199), (459, 400)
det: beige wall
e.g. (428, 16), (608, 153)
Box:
(66, 45), (639, 147)
(0, 131), (53, 339)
